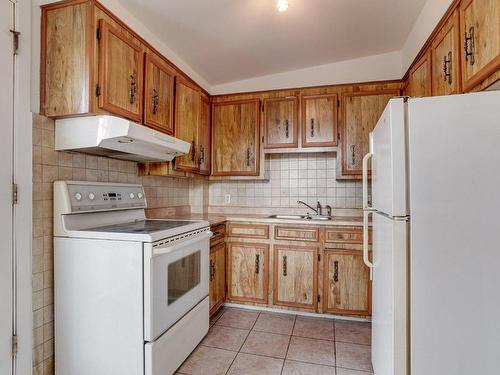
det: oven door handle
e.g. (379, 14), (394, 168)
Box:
(153, 231), (213, 256)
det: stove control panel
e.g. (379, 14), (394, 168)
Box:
(66, 182), (146, 212)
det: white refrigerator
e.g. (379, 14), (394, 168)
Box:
(363, 91), (500, 375)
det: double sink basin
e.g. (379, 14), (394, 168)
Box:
(267, 214), (333, 221)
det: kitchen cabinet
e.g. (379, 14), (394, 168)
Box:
(431, 10), (462, 96)
(301, 94), (338, 147)
(406, 51), (432, 97)
(459, 0), (500, 91)
(263, 97), (298, 149)
(198, 96), (211, 175)
(174, 78), (201, 172)
(209, 242), (226, 316)
(273, 245), (318, 310)
(143, 52), (175, 134)
(341, 90), (399, 176)
(212, 99), (261, 176)
(323, 249), (371, 315)
(227, 223), (270, 239)
(274, 226), (319, 242)
(227, 242), (269, 304)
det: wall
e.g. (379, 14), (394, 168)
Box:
(31, 114), (190, 375)
(209, 153), (362, 212)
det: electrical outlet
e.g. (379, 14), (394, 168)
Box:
(224, 194), (231, 204)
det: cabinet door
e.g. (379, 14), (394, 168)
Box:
(174, 78), (200, 172)
(341, 90), (398, 176)
(209, 242), (226, 315)
(406, 51), (432, 97)
(143, 53), (175, 134)
(212, 100), (260, 176)
(432, 11), (462, 96)
(98, 19), (143, 122)
(301, 94), (338, 147)
(227, 242), (269, 304)
(460, 0), (500, 91)
(198, 95), (211, 175)
(323, 249), (371, 315)
(273, 246), (318, 310)
(263, 97), (298, 148)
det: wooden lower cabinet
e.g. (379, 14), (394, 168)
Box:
(209, 242), (226, 316)
(323, 249), (371, 316)
(273, 245), (318, 310)
(227, 242), (269, 304)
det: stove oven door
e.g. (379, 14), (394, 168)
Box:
(144, 230), (211, 341)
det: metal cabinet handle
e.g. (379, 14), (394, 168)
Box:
(333, 260), (339, 282)
(246, 148), (251, 167)
(199, 145), (205, 165)
(350, 145), (356, 166)
(152, 88), (159, 114)
(129, 75), (137, 104)
(284, 119), (289, 138)
(210, 259), (215, 281)
(464, 27), (475, 66)
(255, 254), (260, 274)
(443, 51), (452, 84)
(282, 256), (287, 276)
(310, 118), (315, 137)
(191, 140), (196, 162)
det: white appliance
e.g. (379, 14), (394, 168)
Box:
(363, 91), (500, 375)
(54, 181), (211, 375)
(55, 115), (190, 161)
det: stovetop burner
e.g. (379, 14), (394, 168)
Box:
(85, 219), (199, 234)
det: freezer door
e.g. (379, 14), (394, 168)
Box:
(371, 98), (408, 217)
(409, 91), (500, 375)
(371, 213), (408, 375)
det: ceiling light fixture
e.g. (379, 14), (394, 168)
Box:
(277, 0), (288, 12)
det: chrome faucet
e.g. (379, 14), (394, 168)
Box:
(297, 200), (319, 215)
(316, 201), (322, 216)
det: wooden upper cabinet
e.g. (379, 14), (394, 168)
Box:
(227, 242), (269, 304)
(263, 97), (298, 149)
(432, 10), (462, 96)
(143, 53), (175, 134)
(273, 246), (318, 310)
(323, 249), (371, 315)
(174, 79), (200, 172)
(460, 0), (500, 91)
(212, 99), (260, 176)
(406, 51), (432, 97)
(301, 94), (338, 147)
(341, 90), (398, 176)
(98, 19), (143, 122)
(198, 96), (211, 175)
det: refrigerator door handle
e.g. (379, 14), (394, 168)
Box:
(363, 210), (374, 280)
(362, 152), (373, 211)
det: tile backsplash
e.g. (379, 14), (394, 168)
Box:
(209, 153), (363, 210)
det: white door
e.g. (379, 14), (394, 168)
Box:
(0, 1), (15, 374)
(371, 213), (408, 375)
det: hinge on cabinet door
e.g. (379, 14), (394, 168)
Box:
(95, 84), (101, 97)
(10, 30), (20, 55)
(12, 184), (18, 205)
(96, 27), (101, 40)
(11, 335), (18, 357)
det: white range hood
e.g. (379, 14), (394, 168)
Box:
(55, 115), (190, 162)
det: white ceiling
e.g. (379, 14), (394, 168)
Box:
(118, 0), (428, 85)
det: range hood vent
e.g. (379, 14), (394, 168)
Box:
(55, 115), (190, 162)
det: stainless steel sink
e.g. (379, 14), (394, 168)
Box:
(268, 214), (333, 221)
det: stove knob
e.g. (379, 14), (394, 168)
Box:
(74, 192), (82, 201)
(88, 192), (96, 201)
(129, 193), (135, 199)
(137, 192), (143, 199)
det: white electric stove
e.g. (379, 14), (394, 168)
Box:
(53, 181), (211, 375)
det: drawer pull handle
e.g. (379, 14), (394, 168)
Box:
(333, 260), (339, 282)
(310, 118), (315, 137)
(210, 259), (215, 281)
(255, 254), (260, 274)
(464, 27), (475, 66)
(282, 255), (287, 276)
(443, 51), (452, 84)
(284, 119), (289, 138)
(129, 75), (137, 104)
(152, 88), (159, 114)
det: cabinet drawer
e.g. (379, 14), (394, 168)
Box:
(325, 226), (371, 244)
(210, 223), (226, 246)
(227, 223), (269, 239)
(274, 226), (319, 242)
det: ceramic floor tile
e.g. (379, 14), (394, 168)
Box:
(286, 336), (335, 366)
(215, 308), (260, 330)
(335, 321), (371, 345)
(240, 331), (290, 358)
(281, 360), (336, 375)
(336, 342), (373, 372)
(201, 325), (249, 351)
(293, 316), (335, 340)
(336, 367), (374, 375)
(253, 312), (296, 335)
(227, 353), (284, 375)
(177, 345), (236, 375)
